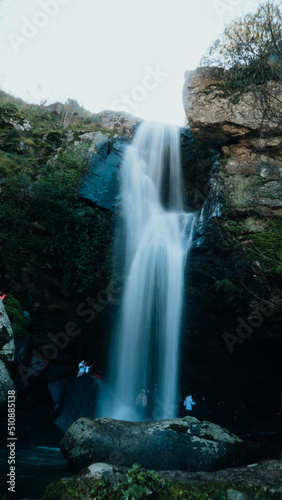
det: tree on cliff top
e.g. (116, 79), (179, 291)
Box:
(201, 0), (282, 124)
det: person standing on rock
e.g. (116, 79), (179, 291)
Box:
(183, 393), (196, 416)
(84, 362), (92, 374)
(135, 389), (148, 420)
(77, 360), (86, 377)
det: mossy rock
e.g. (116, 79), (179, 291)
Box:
(43, 464), (278, 500)
(244, 219), (282, 276)
(4, 296), (29, 338)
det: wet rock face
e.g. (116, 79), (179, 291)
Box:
(60, 416), (243, 471)
(79, 137), (127, 211)
(79, 112), (141, 210)
(55, 374), (103, 433)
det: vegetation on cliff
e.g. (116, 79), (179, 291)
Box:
(0, 93), (115, 357)
(201, 0), (282, 124)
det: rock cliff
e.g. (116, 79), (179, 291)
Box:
(0, 96), (138, 426)
(183, 67), (282, 146)
(181, 67), (282, 405)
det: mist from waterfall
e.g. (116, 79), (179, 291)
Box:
(101, 121), (196, 421)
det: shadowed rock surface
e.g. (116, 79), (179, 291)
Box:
(55, 374), (109, 433)
(0, 299), (15, 406)
(60, 416), (243, 471)
(181, 66), (282, 406)
(79, 137), (127, 211)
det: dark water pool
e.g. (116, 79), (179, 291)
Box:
(0, 446), (73, 500)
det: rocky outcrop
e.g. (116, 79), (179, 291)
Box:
(0, 299), (15, 363)
(98, 111), (141, 139)
(183, 67), (282, 147)
(0, 102), (31, 133)
(78, 112), (141, 210)
(183, 67), (282, 265)
(79, 136), (127, 211)
(60, 416), (243, 471)
(43, 459), (282, 500)
(219, 140), (282, 218)
(0, 360), (15, 406)
(181, 67), (282, 403)
(0, 299), (15, 405)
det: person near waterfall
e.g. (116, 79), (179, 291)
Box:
(135, 389), (148, 419)
(84, 362), (92, 374)
(77, 360), (86, 377)
(183, 393), (196, 416)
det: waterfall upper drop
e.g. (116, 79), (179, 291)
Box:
(103, 121), (196, 421)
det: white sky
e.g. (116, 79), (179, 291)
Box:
(0, 0), (261, 125)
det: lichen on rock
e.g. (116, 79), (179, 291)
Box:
(60, 416), (243, 472)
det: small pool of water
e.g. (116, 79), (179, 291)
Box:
(0, 445), (73, 499)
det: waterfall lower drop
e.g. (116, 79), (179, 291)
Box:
(102, 121), (196, 421)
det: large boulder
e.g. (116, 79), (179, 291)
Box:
(0, 299), (15, 363)
(0, 360), (15, 406)
(0, 299), (16, 406)
(60, 416), (243, 471)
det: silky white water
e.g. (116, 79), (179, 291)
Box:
(102, 121), (196, 421)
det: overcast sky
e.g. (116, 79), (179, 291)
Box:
(0, 0), (261, 125)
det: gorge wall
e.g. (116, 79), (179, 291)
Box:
(0, 98), (140, 431)
(182, 67), (282, 410)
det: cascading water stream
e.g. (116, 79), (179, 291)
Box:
(101, 121), (196, 421)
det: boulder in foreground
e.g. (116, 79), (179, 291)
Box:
(60, 416), (243, 471)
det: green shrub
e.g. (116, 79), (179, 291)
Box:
(43, 464), (278, 500)
(200, 1), (282, 124)
(4, 296), (29, 337)
(246, 219), (282, 275)
(0, 142), (113, 298)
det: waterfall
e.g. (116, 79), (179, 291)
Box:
(101, 121), (196, 421)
